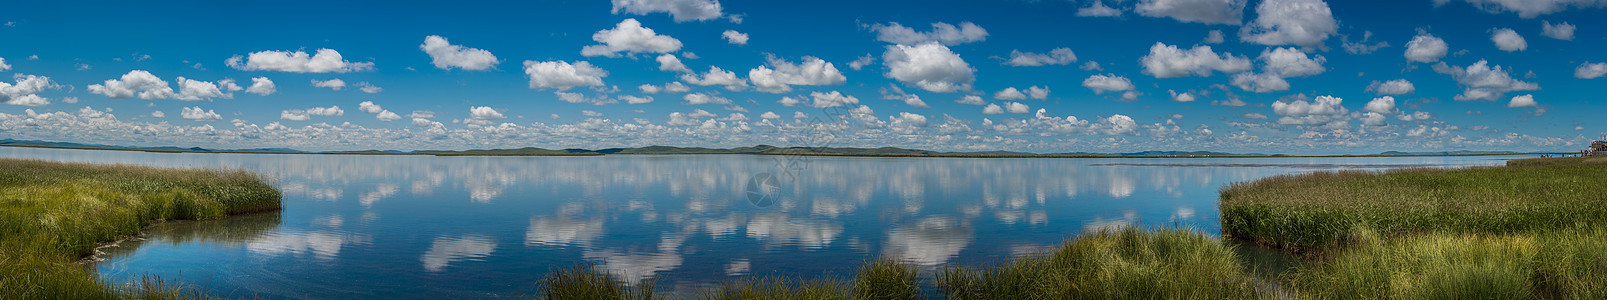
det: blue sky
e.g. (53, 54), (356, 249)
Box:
(0, 0), (1603, 154)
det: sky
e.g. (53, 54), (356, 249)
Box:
(0, 0), (1604, 154)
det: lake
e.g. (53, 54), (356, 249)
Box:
(0, 147), (1516, 298)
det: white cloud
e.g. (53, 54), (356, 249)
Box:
(848, 55), (876, 71)
(1139, 43), (1251, 78)
(1507, 94), (1537, 107)
(582, 110), (605, 117)
(1542, 21), (1576, 40)
(1204, 30), (1226, 44)
(621, 95), (654, 104)
(1259, 47), (1326, 77)
(982, 104), (1004, 114)
(356, 82), (382, 93)
(1101, 114), (1138, 135)
(376, 110), (402, 121)
(1005, 102), (1030, 114)
(555, 91), (619, 105)
(1432, 60), (1540, 101)
(311, 79), (346, 91)
(420, 35), (500, 71)
(657, 54), (691, 73)
(226, 49), (373, 73)
(1135, 0), (1247, 25)
(151, 111), (164, 118)
(581, 19), (683, 57)
(1576, 62), (1607, 79)
(639, 82), (691, 94)
(994, 87), (1027, 100)
(0, 57), (9, 72)
(0, 74), (56, 106)
(1080, 61), (1103, 71)
(1405, 33), (1448, 63)
(173, 77), (232, 101)
(683, 93), (733, 105)
(359, 101), (384, 114)
(1238, 0), (1337, 47)
(760, 112), (780, 119)
(1341, 31), (1390, 54)
(869, 22), (988, 45)
(1026, 86), (1049, 100)
(1437, 0), (1607, 18)
(748, 56), (846, 93)
(1168, 90), (1196, 102)
(722, 30), (749, 45)
(469, 106), (505, 120)
(246, 77), (277, 96)
(308, 106), (344, 116)
(1490, 28), (1527, 51)
(611, 0), (725, 22)
(1082, 74), (1135, 94)
(682, 66), (748, 91)
(1078, 1), (1123, 17)
(1230, 72), (1289, 93)
(181, 106), (222, 121)
(88, 70), (174, 99)
(1366, 79), (1415, 95)
(882, 42), (975, 93)
(809, 91), (859, 108)
(956, 95), (985, 105)
(1272, 95), (1349, 128)
(1004, 48), (1076, 66)
(1363, 96), (1397, 114)
(524, 60), (608, 90)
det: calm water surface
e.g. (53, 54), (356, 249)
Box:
(0, 147), (1516, 298)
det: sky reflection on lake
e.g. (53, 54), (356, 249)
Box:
(0, 147), (1513, 298)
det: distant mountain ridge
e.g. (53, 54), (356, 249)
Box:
(0, 138), (1551, 158)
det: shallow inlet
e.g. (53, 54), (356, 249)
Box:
(0, 146), (1515, 298)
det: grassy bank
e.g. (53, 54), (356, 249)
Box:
(0, 158), (281, 299)
(538, 227), (1260, 299)
(1220, 157), (1607, 254)
(1295, 225), (1607, 299)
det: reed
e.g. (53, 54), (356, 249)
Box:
(1294, 225), (1607, 299)
(937, 227), (1257, 300)
(0, 158), (280, 299)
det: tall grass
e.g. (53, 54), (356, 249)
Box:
(1220, 157), (1607, 254)
(0, 158), (280, 299)
(1295, 225), (1607, 299)
(937, 227), (1257, 300)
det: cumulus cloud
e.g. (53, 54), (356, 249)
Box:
(656, 53), (691, 73)
(1363, 96), (1397, 114)
(1366, 79), (1415, 95)
(0, 74), (57, 107)
(311, 78), (346, 91)
(956, 95), (985, 105)
(1230, 72), (1289, 93)
(359, 101), (384, 114)
(246, 77), (276, 96)
(639, 82), (691, 93)
(1436, 0), (1607, 18)
(1272, 95), (1349, 128)
(1507, 94), (1537, 107)
(611, 0), (725, 22)
(226, 49), (373, 73)
(1101, 114), (1138, 135)
(524, 60), (608, 90)
(172, 77), (233, 101)
(555, 91), (619, 105)
(1576, 62), (1607, 79)
(1490, 28), (1527, 51)
(1135, 0), (1247, 25)
(994, 87), (1027, 100)
(1026, 86), (1049, 100)
(581, 19), (683, 57)
(1005, 102), (1030, 114)
(1341, 31), (1390, 54)
(181, 107), (222, 121)
(681, 66), (747, 91)
(0, 57), (9, 72)
(1542, 21), (1576, 40)
(748, 56), (846, 93)
(469, 106), (505, 120)
(1204, 30), (1226, 44)
(869, 22), (988, 45)
(88, 70), (175, 99)
(1404, 32), (1448, 63)
(1238, 0), (1338, 47)
(1432, 60), (1540, 101)
(621, 95), (654, 104)
(1004, 48), (1076, 66)
(883, 42), (975, 93)
(722, 30), (749, 45)
(683, 93), (733, 105)
(1139, 43), (1251, 78)
(1258, 47), (1326, 77)
(356, 82), (382, 93)
(809, 91), (859, 108)
(1078, 1), (1124, 17)
(981, 104), (1004, 114)
(421, 35), (500, 71)
(1168, 90), (1196, 102)
(1082, 74), (1135, 94)
(150, 111), (164, 118)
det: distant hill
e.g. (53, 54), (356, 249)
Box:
(1371, 150), (1520, 156)
(1055, 150), (1279, 157)
(0, 139), (303, 153)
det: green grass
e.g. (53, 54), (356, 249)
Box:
(1219, 157), (1607, 254)
(1294, 225), (1607, 299)
(0, 158), (280, 299)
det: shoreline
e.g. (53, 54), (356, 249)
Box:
(0, 143), (1568, 159)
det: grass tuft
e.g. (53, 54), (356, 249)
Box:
(540, 263), (658, 300)
(938, 227), (1257, 300)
